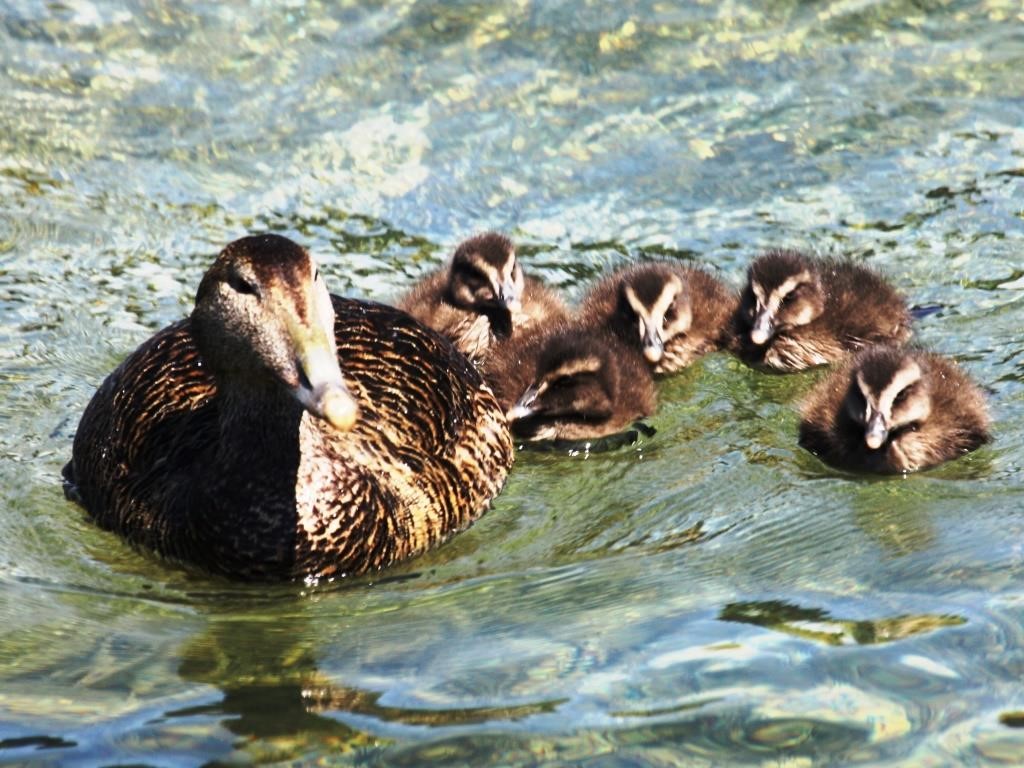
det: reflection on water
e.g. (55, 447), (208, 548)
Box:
(720, 599), (965, 646)
(2, 0), (1024, 764)
(165, 612), (568, 764)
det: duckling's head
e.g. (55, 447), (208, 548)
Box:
(741, 250), (825, 346)
(615, 266), (691, 364)
(191, 234), (358, 431)
(844, 347), (931, 451)
(506, 333), (617, 441)
(447, 232), (523, 335)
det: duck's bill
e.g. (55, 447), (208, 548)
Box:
(316, 385), (359, 431)
(292, 327), (359, 431)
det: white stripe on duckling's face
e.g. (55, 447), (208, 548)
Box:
(750, 270), (815, 345)
(507, 355), (604, 423)
(625, 276), (690, 364)
(492, 251), (524, 311)
(451, 249), (524, 313)
(854, 359), (929, 450)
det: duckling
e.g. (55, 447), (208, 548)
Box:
(62, 234), (513, 581)
(483, 324), (656, 442)
(397, 232), (569, 363)
(733, 249), (912, 372)
(798, 346), (991, 473)
(579, 261), (738, 374)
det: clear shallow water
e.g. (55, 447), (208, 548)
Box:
(1, 0), (1023, 764)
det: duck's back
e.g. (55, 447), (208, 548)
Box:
(65, 320), (217, 560)
(686, 268), (738, 346)
(396, 269), (455, 330)
(65, 297), (513, 579)
(823, 262), (911, 347)
(315, 298), (513, 573)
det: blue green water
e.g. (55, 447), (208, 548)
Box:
(2, 0), (1023, 764)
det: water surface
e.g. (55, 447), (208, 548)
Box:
(2, 0), (1023, 764)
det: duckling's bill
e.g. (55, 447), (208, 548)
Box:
(750, 307), (774, 345)
(499, 275), (522, 311)
(507, 384), (541, 421)
(641, 321), (664, 363)
(864, 409), (888, 449)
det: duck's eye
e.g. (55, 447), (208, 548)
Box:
(780, 289), (798, 307)
(664, 307), (677, 323)
(227, 272), (259, 297)
(893, 387), (910, 407)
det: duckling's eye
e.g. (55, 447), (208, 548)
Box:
(227, 272), (260, 297)
(549, 375), (575, 390)
(664, 307), (677, 323)
(893, 387), (910, 407)
(780, 289), (798, 307)
(743, 291), (758, 316)
(848, 386), (866, 409)
(462, 271), (489, 292)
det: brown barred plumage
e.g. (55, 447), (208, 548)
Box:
(63, 235), (513, 581)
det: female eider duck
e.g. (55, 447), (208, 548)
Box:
(63, 234), (514, 580)
(397, 232), (569, 363)
(483, 323), (657, 442)
(579, 261), (738, 374)
(734, 249), (912, 372)
(798, 346), (991, 473)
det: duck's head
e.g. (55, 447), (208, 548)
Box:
(506, 332), (618, 441)
(447, 232), (524, 336)
(844, 347), (932, 451)
(192, 234), (358, 431)
(615, 265), (691, 364)
(741, 250), (825, 346)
